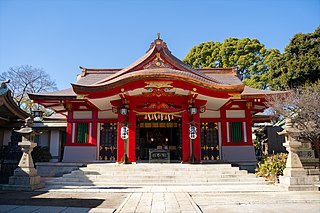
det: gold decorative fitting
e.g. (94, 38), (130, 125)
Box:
(246, 102), (253, 109)
(157, 32), (160, 39)
(65, 103), (72, 110)
(121, 88), (125, 92)
(193, 88), (197, 92)
(229, 93), (241, 99)
(144, 81), (173, 89)
(156, 52), (161, 59)
(76, 94), (86, 99)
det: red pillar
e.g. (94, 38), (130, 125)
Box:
(128, 110), (136, 162)
(117, 113), (125, 162)
(220, 107), (227, 146)
(66, 111), (73, 146)
(181, 111), (190, 162)
(91, 110), (98, 145)
(193, 112), (201, 162)
(245, 109), (253, 145)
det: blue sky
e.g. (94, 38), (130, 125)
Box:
(0, 0), (319, 90)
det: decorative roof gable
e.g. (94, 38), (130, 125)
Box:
(69, 34), (246, 96)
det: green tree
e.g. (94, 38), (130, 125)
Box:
(183, 38), (274, 89)
(267, 26), (320, 90)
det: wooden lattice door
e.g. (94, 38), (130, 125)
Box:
(200, 122), (220, 161)
(99, 123), (117, 161)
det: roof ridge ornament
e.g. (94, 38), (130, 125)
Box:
(79, 66), (87, 77)
(147, 32), (169, 52)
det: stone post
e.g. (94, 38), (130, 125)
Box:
(278, 118), (317, 191)
(3, 117), (44, 191)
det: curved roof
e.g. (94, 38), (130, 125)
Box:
(241, 86), (288, 98)
(72, 68), (244, 93)
(29, 35), (286, 102)
(0, 87), (29, 125)
(28, 87), (77, 100)
(71, 37), (245, 94)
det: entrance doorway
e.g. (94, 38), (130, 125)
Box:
(200, 122), (220, 160)
(99, 123), (117, 161)
(136, 121), (182, 161)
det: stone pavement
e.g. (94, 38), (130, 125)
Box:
(115, 192), (201, 213)
(0, 184), (319, 213)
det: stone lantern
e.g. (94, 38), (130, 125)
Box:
(4, 117), (44, 191)
(278, 118), (316, 191)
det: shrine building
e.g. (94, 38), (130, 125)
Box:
(29, 35), (280, 166)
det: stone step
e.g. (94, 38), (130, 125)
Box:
(51, 176), (265, 184)
(80, 167), (243, 172)
(44, 163), (271, 188)
(45, 181), (272, 186)
(84, 164), (235, 171)
(89, 178), (265, 183)
(86, 163), (233, 168)
(73, 170), (248, 176)
(65, 173), (256, 179)
(80, 167), (239, 172)
(80, 168), (243, 173)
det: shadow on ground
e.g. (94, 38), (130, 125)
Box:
(0, 190), (126, 209)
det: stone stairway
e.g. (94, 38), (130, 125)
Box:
(45, 163), (273, 186)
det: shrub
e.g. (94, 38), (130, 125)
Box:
(32, 146), (52, 162)
(255, 153), (288, 182)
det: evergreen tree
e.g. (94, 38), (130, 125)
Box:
(183, 38), (273, 89)
(267, 26), (320, 90)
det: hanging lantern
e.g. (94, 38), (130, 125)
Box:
(154, 114), (157, 120)
(188, 107), (198, 115)
(144, 114), (147, 120)
(189, 125), (197, 139)
(148, 114), (151, 120)
(32, 110), (43, 118)
(168, 114), (171, 121)
(120, 107), (128, 115)
(120, 126), (129, 139)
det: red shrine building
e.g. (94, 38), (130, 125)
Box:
(29, 35), (279, 167)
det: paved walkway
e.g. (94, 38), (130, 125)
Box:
(115, 192), (201, 213)
(0, 185), (319, 213)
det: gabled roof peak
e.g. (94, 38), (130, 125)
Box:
(147, 33), (170, 53)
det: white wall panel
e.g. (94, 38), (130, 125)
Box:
(226, 110), (245, 118)
(73, 111), (92, 119)
(49, 130), (60, 161)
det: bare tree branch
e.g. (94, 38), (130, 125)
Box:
(0, 65), (57, 113)
(266, 83), (320, 157)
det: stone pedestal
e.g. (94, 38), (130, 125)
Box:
(2, 118), (44, 191)
(279, 141), (316, 191)
(7, 141), (43, 190)
(298, 142), (315, 159)
(278, 119), (317, 191)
